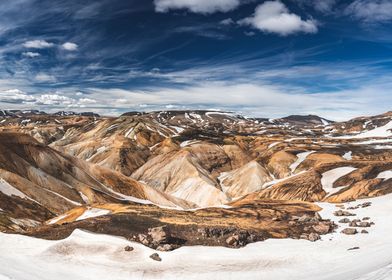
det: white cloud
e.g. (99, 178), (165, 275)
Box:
(345, 0), (392, 22)
(35, 73), (57, 83)
(154, 0), (240, 14)
(62, 42), (78, 51)
(239, 1), (318, 36)
(0, 89), (35, 104)
(0, 89), (96, 108)
(23, 40), (54, 49)
(82, 79), (392, 121)
(22, 52), (40, 58)
(220, 18), (235, 25)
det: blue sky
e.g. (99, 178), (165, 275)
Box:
(1, 0), (392, 119)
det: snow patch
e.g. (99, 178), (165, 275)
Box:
(321, 167), (357, 195)
(342, 151), (352, 160)
(376, 170), (392, 181)
(290, 151), (315, 172)
(76, 208), (111, 221)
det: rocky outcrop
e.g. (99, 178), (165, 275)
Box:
(241, 171), (326, 202)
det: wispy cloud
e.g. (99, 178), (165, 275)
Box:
(345, 0), (392, 23)
(23, 40), (54, 49)
(22, 51), (41, 58)
(154, 0), (241, 14)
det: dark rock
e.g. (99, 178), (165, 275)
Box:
(347, 247), (360, 251)
(362, 217), (370, 221)
(124, 245), (134, 252)
(361, 230), (369, 234)
(339, 218), (350, 223)
(361, 202), (372, 208)
(149, 253), (162, 262)
(357, 222), (371, 228)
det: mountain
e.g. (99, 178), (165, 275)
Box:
(0, 109), (392, 250)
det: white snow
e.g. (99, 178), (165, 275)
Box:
(124, 127), (134, 137)
(268, 142), (280, 149)
(180, 140), (200, 148)
(321, 167), (357, 195)
(1, 195), (392, 279)
(47, 213), (69, 225)
(75, 207), (111, 221)
(0, 178), (28, 199)
(376, 170), (392, 181)
(342, 151), (352, 160)
(289, 151), (315, 172)
(336, 121), (392, 139)
(321, 118), (329, 125)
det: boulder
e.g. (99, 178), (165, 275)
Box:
(124, 245), (134, 252)
(334, 210), (355, 217)
(361, 202), (372, 208)
(312, 222), (331, 234)
(148, 226), (171, 245)
(358, 222), (371, 228)
(226, 235), (238, 246)
(308, 232), (321, 242)
(349, 221), (358, 227)
(149, 253), (162, 262)
(339, 218), (350, 223)
(341, 228), (357, 235)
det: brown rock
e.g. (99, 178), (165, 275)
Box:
(334, 210), (356, 217)
(138, 234), (150, 245)
(148, 226), (171, 245)
(226, 235), (239, 246)
(308, 232), (321, 242)
(349, 221), (358, 227)
(341, 228), (358, 235)
(361, 230), (369, 234)
(358, 222), (371, 228)
(312, 222), (331, 234)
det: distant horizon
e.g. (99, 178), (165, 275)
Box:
(1, 107), (390, 122)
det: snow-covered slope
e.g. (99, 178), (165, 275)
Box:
(1, 194), (391, 280)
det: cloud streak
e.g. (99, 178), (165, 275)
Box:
(154, 0), (241, 14)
